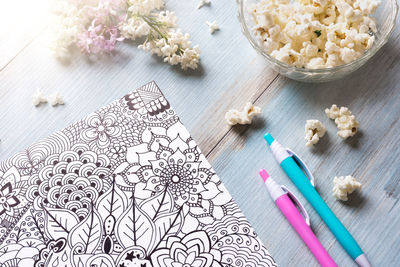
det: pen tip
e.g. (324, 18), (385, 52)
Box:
(259, 169), (270, 182)
(264, 133), (274, 145)
(355, 254), (371, 267)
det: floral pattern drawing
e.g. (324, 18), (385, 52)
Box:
(0, 81), (276, 267)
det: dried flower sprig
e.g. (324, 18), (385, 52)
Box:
(50, 0), (200, 70)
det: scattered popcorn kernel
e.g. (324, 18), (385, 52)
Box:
(333, 175), (362, 201)
(325, 104), (360, 139)
(49, 92), (65, 106)
(305, 120), (326, 147)
(325, 104), (341, 119)
(197, 0), (211, 9)
(32, 89), (47, 107)
(206, 21), (219, 34)
(225, 102), (261, 126)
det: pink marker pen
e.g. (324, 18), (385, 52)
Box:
(259, 169), (338, 267)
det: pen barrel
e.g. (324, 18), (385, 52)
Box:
(281, 157), (363, 260)
(276, 194), (338, 267)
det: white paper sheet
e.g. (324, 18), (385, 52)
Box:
(0, 81), (276, 267)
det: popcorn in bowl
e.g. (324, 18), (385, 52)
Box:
(250, 0), (381, 69)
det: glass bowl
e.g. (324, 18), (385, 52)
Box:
(237, 0), (398, 83)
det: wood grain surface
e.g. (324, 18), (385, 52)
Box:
(1, 0), (399, 266)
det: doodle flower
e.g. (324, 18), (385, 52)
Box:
(115, 123), (231, 227)
(151, 231), (222, 267)
(0, 167), (28, 220)
(81, 111), (122, 149)
(0, 183), (20, 216)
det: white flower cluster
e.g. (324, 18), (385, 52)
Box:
(49, 0), (200, 71)
(225, 102), (261, 126)
(49, 0), (82, 58)
(250, 0), (380, 69)
(139, 30), (200, 70)
(120, 5), (200, 70)
(325, 104), (360, 139)
(332, 175), (362, 201)
(120, 11), (177, 40)
(305, 120), (326, 147)
(127, 0), (164, 15)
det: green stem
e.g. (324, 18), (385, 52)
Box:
(134, 13), (185, 55)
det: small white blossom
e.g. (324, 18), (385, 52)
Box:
(225, 102), (261, 125)
(49, 92), (65, 106)
(206, 21), (219, 34)
(197, 0), (211, 9)
(333, 175), (362, 201)
(32, 89), (47, 107)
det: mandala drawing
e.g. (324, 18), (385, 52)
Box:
(0, 81), (277, 267)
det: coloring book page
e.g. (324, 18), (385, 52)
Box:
(0, 81), (276, 267)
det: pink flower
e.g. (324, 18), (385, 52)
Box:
(76, 0), (125, 54)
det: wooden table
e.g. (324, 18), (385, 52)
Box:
(1, 0), (399, 266)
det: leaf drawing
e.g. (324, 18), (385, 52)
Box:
(68, 206), (103, 254)
(115, 194), (156, 252)
(148, 207), (183, 255)
(153, 209), (184, 246)
(43, 207), (79, 240)
(102, 235), (113, 254)
(139, 189), (173, 219)
(96, 180), (128, 222)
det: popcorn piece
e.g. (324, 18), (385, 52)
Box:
(225, 102), (261, 125)
(197, 0), (211, 9)
(206, 21), (219, 34)
(332, 175), (362, 201)
(325, 104), (341, 119)
(49, 92), (65, 106)
(32, 89), (47, 106)
(325, 104), (360, 139)
(250, 0), (381, 69)
(305, 120), (326, 147)
(336, 114), (360, 139)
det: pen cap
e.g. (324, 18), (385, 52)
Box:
(264, 133), (275, 145)
(259, 169), (270, 182)
(259, 169), (285, 201)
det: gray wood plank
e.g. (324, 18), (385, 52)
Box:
(0, 0), (49, 70)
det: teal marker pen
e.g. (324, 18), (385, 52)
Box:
(264, 133), (371, 267)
